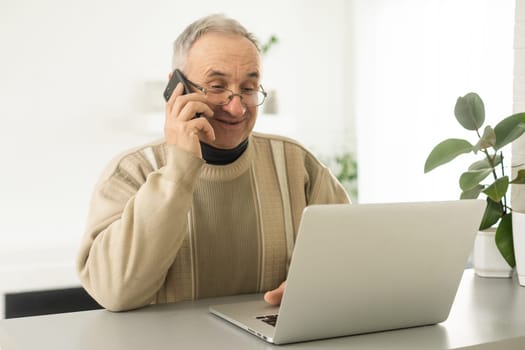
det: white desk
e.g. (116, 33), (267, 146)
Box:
(1, 270), (524, 349)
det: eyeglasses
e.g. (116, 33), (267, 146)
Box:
(185, 78), (267, 107)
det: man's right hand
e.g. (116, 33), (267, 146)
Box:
(264, 281), (286, 306)
(164, 82), (215, 158)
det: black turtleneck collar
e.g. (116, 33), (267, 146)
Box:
(200, 139), (249, 165)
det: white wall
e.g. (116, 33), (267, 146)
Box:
(512, 0), (525, 212)
(351, 0), (516, 204)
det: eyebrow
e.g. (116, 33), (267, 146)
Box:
(205, 69), (260, 79)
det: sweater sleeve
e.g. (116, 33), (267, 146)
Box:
(301, 150), (351, 205)
(309, 165), (351, 205)
(76, 145), (204, 311)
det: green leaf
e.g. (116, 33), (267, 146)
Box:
(454, 92), (485, 130)
(479, 198), (503, 230)
(460, 185), (484, 199)
(493, 112), (525, 151)
(459, 169), (492, 191)
(511, 169), (525, 184)
(473, 126), (496, 153)
(495, 213), (515, 268)
(482, 176), (509, 202)
(468, 154), (502, 171)
(424, 139), (473, 173)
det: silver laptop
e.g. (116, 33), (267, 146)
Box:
(209, 200), (485, 344)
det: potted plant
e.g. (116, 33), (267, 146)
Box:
(424, 92), (525, 277)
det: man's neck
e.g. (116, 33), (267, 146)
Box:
(200, 139), (249, 165)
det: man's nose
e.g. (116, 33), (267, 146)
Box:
(222, 95), (247, 117)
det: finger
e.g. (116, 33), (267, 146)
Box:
(178, 101), (214, 122)
(167, 90), (214, 123)
(264, 281), (286, 306)
(190, 117), (216, 143)
(167, 82), (184, 104)
(165, 83), (186, 119)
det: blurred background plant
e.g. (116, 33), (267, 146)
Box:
(321, 152), (358, 201)
(260, 35), (279, 55)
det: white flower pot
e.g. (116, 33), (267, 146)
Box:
(473, 228), (513, 278)
(512, 212), (525, 286)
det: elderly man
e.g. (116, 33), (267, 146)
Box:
(77, 14), (349, 312)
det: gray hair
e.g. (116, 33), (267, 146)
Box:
(172, 14), (261, 70)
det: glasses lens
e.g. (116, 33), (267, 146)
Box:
(205, 88), (228, 105)
(241, 91), (264, 107)
(252, 91), (266, 107)
(205, 88), (266, 107)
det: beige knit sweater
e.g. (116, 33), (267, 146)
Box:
(77, 132), (350, 311)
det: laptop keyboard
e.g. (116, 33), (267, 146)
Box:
(256, 314), (278, 327)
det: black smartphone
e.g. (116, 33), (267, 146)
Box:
(163, 69), (192, 101)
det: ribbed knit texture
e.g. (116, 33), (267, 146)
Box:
(193, 171), (258, 298)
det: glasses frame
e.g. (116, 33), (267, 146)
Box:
(184, 77), (268, 107)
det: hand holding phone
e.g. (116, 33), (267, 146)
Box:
(163, 69), (203, 120)
(163, 69), (213, 155)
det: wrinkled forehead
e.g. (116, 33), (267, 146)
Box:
(185, 33), (261, 81)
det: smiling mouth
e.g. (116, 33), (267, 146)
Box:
(214, 117), (246, 125)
